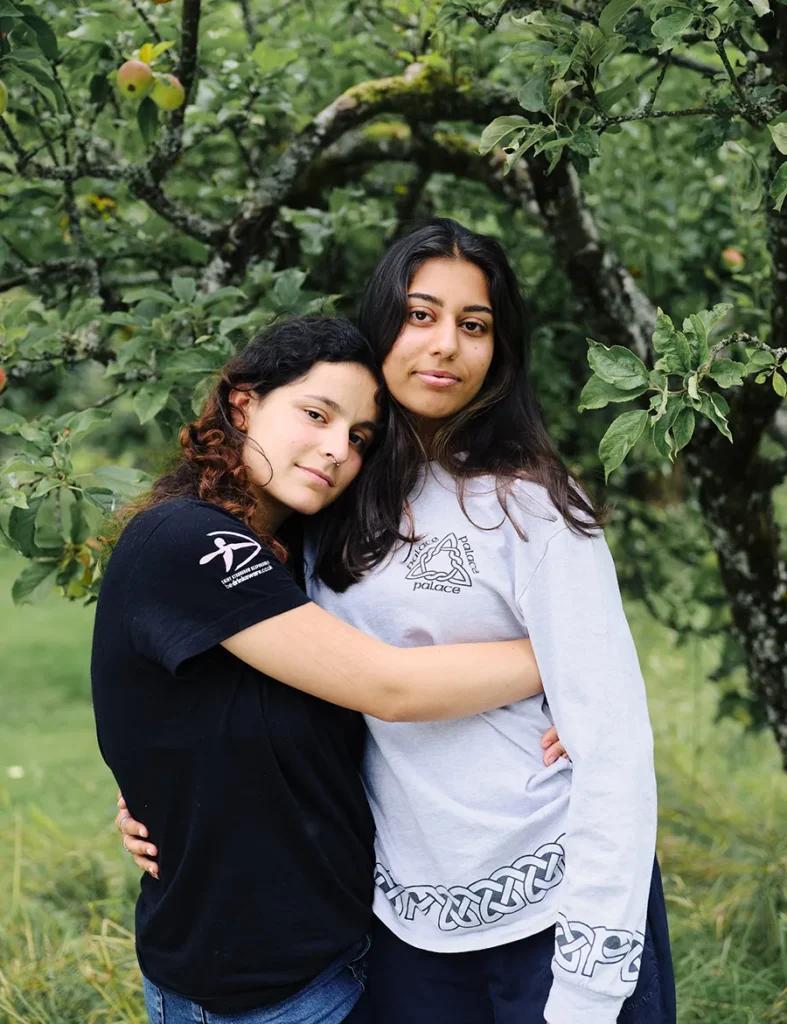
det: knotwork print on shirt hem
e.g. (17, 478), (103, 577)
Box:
(404, 532), (480, 594)
(374, 838), (566, 931)
(554, 912), (644, 984)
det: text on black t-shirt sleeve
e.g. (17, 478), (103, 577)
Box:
(127, 504), (310, 676)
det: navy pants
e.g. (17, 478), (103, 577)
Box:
(347, 860), (675, 1024)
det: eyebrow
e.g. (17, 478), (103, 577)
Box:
(408, 292), (493, 316)
(303, 395), (377, 432)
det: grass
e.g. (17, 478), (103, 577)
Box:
(0, 550), (785, 1023)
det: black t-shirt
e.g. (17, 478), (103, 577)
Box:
(91, 499), (374, 1013)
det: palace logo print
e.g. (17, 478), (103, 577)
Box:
(404, 533), (479, 594)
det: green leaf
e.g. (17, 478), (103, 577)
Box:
(587, 340), (649, 389)
(747, 0), (770, 14)
(83, 486), (117, 513)
(91, 465), (151, 501)
(137, 97), (159, 146)
(11, 558), (57, 605)
(518, 73), (548, 113)
(745, 348), (776, 373)
(651, 12), (695, 52)
(598, 0), (637, 34)
(598, 409), (648, 480)
(8, 499), (41, 557)
(0, 2), (23, 18)
(596, 75), (637, 113)
(272, 268), (306, 309)
(134, 383), (170, 425)
(771, 162), (787, 212)
(706, 358), (746, 389)
(698, 393), (732, 441)
(739, 149), (762, 212)
(773, 372), (787, 397)
(479, 115), (531, 155)
(672, 407), (695, 453)
(251, 42), (294, 73)
(568, 124), (601, 158)
(768, 122), (787, 156)
(172, 275), (197, 305)
(651, 394), (681, 458)
(20, 11), (59, 61)
(578, 373), (647, 411)
(61, 407), (111, 443)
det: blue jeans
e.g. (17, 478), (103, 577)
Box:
(142, 937), (369, 1024)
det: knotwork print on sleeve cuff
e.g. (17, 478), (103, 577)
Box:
(374, 839), (565, 932)
(554, 912), (644, 984)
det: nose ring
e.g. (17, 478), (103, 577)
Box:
(330, 455), (340, 468)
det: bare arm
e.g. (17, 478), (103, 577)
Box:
(222, 601), (539, 722)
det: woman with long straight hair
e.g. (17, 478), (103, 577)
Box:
(92, 314), (549, 1024)
(118, 221), (675, 1023)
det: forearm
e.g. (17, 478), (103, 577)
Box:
(384, 637), (541, 721)
(222, 603), (541, 721)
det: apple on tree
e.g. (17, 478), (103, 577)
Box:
(150, 73), (185, 110)
(0, 366), (7, 393)
(721, 247), (745, 271)
(117, 60), (154, 99)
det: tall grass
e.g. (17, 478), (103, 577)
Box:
(0, 551), (785, 1023)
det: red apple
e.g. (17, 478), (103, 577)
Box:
(117, 60), (154, 99)
(150, 73), (185, 110)
(721, 247), (745, 271)
(0, 366), (6, 393)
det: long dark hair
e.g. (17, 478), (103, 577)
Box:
(318, 219), (606, 590)
(120, 315), (384, 569)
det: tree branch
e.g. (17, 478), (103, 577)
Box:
(130, 0), (163, 43)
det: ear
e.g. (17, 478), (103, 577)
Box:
(228, 388), (253, 432)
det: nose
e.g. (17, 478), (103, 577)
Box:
(322, 424), (350, 466)
(428, 320), (459, 360)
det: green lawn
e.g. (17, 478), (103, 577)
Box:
(0, 549), (785, 1023)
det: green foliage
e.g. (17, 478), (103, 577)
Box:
(581, 304), (786, 478)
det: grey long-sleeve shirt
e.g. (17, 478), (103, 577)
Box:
(307, 465), (657, 1024)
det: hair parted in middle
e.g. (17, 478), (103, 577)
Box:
(315, 218), (606, 591)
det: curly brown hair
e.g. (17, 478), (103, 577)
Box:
(116, 316), (383, 568)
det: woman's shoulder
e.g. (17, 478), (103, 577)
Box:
(116, 498), (255, 561)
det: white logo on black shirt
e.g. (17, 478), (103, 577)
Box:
(199, 531), (262, 573)
(405, 533), (479, 594)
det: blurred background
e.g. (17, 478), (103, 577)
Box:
(1, 2), (786, 1022)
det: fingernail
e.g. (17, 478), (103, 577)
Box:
(148, 847), (156, 856)
(140, 828), (148, 838)
(546, 755), (554, 765)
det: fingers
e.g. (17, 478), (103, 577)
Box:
(540, 725), (558, 749)
(115, 808), (149, 840)
(117, 792), (127, 810)
(133, 853), (160, 878)
(543, 740), (569, 766)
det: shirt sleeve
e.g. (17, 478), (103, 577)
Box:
(127, 504), (310, 675)
(517, 525), (657, 1024)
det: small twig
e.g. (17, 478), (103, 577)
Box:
(468, 0), (514, 32)
(644, 52), (671, 116)
(258, 0), (303, 26)
(237, 0), (258, 45)
(600, 106), (735, 129)
(129, 0), (163, 43)
(93, 387), (129, 410)
(715, 37), (753, 120)
(0, 117), (31, 164)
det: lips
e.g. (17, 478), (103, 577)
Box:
(297, 465), (334, 487)
(414, 369), (460, 388)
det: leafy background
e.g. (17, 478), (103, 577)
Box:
(0, 1), (786, 1021)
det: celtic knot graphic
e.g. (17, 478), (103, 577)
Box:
(554, 912), (644, 983)
(405, 533), (472, 587)
(375, 839), (565, 932)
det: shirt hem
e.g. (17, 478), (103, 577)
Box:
(371, 899), (560, 953)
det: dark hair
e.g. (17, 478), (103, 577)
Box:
(320, 218), (606, 588)
(121, 315), (384, 570)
